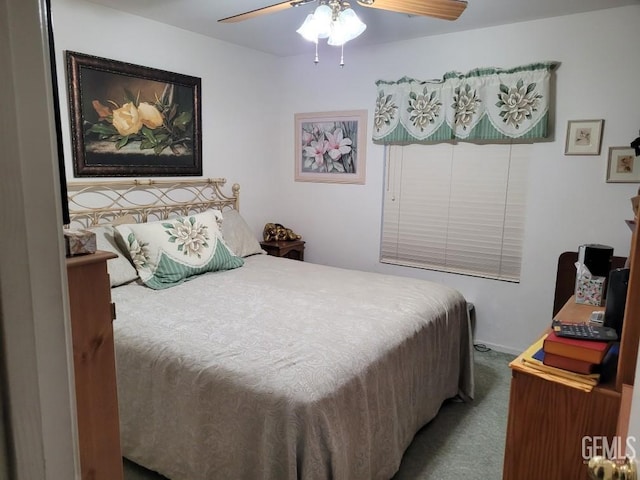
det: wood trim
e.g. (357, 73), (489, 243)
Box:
(617, 384), (633, 454)
(617, 213), (640, 389)
(66, 250), (117, 267)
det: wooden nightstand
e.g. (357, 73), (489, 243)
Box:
(66, 251), (123, 480)
(260, 239), (305, 261)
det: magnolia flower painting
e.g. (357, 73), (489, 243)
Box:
(295, 110), (367, 184)
(85, 82), (193, 157)
(67, 51), (201, 176)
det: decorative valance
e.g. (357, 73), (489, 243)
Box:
(372, 62), (558, 145)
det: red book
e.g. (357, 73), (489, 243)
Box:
(542, 351), (597, 375)
(543, 331), (610, 364)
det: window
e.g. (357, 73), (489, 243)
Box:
(381, 143), (529, 282)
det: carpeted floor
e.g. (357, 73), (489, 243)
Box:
(123, 348), (515, 480)
(391, 348), (514, 479)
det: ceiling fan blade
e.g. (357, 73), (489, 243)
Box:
(356, 0), (467, 21)
(218, 0), (316, 23)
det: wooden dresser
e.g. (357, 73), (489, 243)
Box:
(66, 251), (123, 480)
(502, 214), (640, 479)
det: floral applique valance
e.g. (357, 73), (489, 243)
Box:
(372, 62), (558, 144)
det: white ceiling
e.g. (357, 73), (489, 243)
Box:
(84, 0), (639, 57)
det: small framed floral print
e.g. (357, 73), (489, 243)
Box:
(564, 119), (604, 155)
(66, 51), (202, 177)
(606, 147), (640, 183)
(294, 110), (367, 184)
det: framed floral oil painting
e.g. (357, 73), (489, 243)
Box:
(606, 147), (640, 183)
(294, 110), (367, 184)
(66, 51), (202, 177)
(564, 119), (604, 156)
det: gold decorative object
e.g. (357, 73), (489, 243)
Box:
(588, 456), (637, 480)
(263, 223), (302, 242)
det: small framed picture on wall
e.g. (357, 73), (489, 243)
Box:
(564, 119), (604, 155)
(606, 147), (640, 183)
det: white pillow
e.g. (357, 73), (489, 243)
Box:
(115, 210), (244, 290)
(87, 225), (139, 287)
(221, 209), (265, 258)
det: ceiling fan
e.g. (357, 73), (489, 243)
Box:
(218, 0), (468, 24)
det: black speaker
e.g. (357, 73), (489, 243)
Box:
(579, 244), (614, 277)
(604, 268), (630, 337)
(578, 244), (614, 302)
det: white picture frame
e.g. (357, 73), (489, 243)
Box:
(564, 119), (604, 156)
(294, 110), (367, 184)
(606, 146), (640, 183)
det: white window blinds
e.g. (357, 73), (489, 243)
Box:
(381, 143), (529, 282)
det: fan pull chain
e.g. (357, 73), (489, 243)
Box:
(309, 41), (348, 67)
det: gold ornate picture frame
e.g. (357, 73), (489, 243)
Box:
(66, 51), (202, 177)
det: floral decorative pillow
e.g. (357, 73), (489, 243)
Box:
(114, 210), (244, 289)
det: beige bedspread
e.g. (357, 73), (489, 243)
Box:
(112, 254), (473, 480)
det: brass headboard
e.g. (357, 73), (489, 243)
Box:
(66, 178), (239, 229)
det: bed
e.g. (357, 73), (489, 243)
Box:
(67, 178), (474, 480)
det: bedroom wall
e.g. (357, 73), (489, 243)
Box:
(51, 0), (283, 232)
(51, 2), (640, 353)
(272, 5), (640, 353)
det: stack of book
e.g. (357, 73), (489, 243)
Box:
(517, 333), (619, 392)
(541, 331), (611, 374)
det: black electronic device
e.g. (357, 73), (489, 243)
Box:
(578, 244), (614, 277)
(603, 267), (630, 337)
(577, 244), (614, 302)
(552, 321), (618, 341)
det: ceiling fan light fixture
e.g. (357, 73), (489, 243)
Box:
(312, 4), (333, 38)
(296, 1), (367, 64)
(296, 13), (319, 42)
(296, 4), (334, 42)
(332, 7), (366, 44)
(327, 19), (350, 46)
